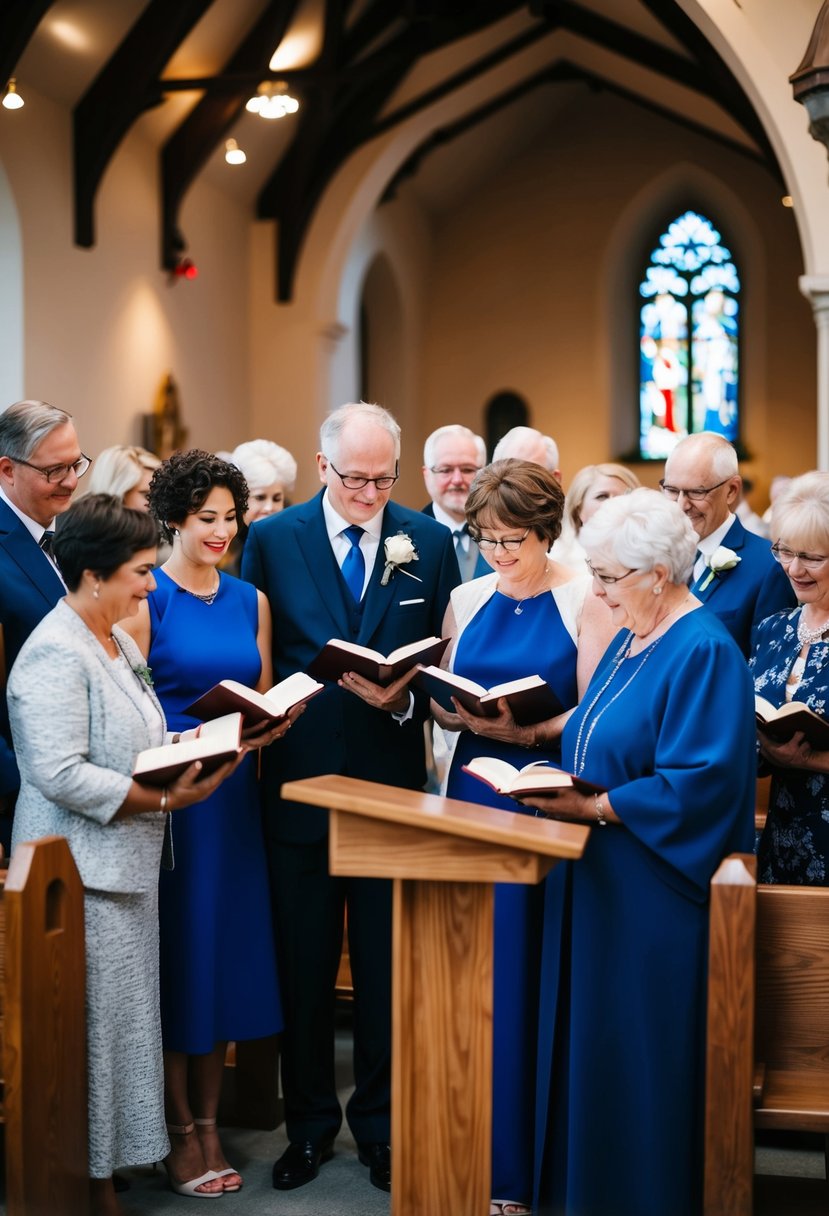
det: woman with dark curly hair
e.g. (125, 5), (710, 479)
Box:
(120, 450), (301, 1196)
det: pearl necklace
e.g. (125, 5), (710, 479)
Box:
(796, 612), (829, 647)
(572, 631), (664, 776)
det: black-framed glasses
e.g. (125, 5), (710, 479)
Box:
(10, 454), (91, 483)
(771, 542), (829, 571)
(429, 464), (481, 477)
(585, 560), (637, 585)
(474, 529), (530, 552)
(328, 460), (399, 491)
(658, 477), (730, 502)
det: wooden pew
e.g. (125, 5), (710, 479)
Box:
(704, 854), (829, 1216)
(2, 835), (88, 1216)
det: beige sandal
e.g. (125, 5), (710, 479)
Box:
(193, 1116), (243, 1193)
(164, 1122), (223, 1198)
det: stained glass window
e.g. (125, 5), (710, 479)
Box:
(638, 210), (740, 460)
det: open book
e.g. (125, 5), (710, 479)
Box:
(461, 756), (605, 797)
(133, 712), (243, 787)
(415, 666), (564, 726)
(184, 672), (324, 726)
(308, 636), (449, 686)
(755, 695), (829, 749)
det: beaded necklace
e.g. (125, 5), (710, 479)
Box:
(572, 631), (664, 777)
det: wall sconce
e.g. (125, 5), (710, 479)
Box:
(2, 79), (24, 110)
(171, 256), (198, 282)
(245, 81), (299, 120)
(224, 138), (246, 165)
(791, 0), (829, 166)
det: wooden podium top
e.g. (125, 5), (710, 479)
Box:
(281, 775), (589, 861)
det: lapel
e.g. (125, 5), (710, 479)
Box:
(358, 502), (416, 644)
(692, 517), (746, 603)
(294, 493), (353, 638)
(0, 498), (64, 606)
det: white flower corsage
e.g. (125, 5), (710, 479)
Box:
(381, 532), (422, 586)
(699, 545), (740, 591)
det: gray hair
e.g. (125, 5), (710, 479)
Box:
(771, 471), (829, 550)
(231, 439), (297, 491)
(87, 445), (160, 502)
(666, 432), (738, 482)
(423, 424), (486, 468)
(320, 402), (401, 462)
(0, 399), (74, 461)
(580, 487), (697, 585)
(493, 426), (559, 472)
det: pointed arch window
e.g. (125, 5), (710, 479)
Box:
(638, 210), (740, 460)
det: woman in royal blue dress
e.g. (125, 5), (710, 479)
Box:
(430, 460), (614, 1216)
(751, 471), (829, 883)
(521, 488), (756, 1216)
(122, 451), (301, 1197)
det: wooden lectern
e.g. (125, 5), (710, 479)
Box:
(282, 774), (589, 1216)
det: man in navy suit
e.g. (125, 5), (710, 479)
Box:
(421, 423), (489, 581)
(242, 403), (459, 1195)
(662, 432), (795, 656)
(0, 400), (89, 846)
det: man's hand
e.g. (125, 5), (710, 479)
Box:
(339, 666), (416, 714)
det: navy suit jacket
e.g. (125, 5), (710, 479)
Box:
(0, 497), (65, 795)
(243, 492), (460, 843)
(422, 501), (490, 579)
(691, 516), (796, 658)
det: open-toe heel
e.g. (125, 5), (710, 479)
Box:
(164, 1122), (224, 1198)
(194, 1116), (243, 1193)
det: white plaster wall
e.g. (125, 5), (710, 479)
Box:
(0, 159), (23, 406)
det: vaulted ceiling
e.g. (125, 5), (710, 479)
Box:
(1, 0), (782, 301)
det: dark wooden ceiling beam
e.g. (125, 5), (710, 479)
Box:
(73, 0), (213, 249)
(160, 0), (302, 271)
(0, 0), (54, 91)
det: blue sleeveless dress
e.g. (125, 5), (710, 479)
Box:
(446, 583), (582, 1207)
(149, 568), (283, 1053)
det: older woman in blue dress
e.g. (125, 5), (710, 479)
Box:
(519, 489), (755, 1216)
(8, 495), (240, 1216)
(751, 471), (829, 883)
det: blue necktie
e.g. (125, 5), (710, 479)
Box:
(39, 530), (55, 556)
(342, 526), (365, 602)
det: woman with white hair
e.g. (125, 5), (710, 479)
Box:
(751, 471), (829, 883)
(523, 488), (755, 1216)
(231, 439), (297, 525)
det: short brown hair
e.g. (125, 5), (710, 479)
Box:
(465, 459), (564, 547)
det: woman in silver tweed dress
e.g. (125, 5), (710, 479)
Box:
(8, 495), (239, 1216)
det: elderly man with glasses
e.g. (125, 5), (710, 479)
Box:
(421, 424), (489, 581)
(242, 401), (459, 1197)
(0, 398), (90, 848)
(661, 431), (794, 655)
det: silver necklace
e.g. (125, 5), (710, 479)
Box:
(796, 612), (829, 647)
(573, 631), (664, 776)
(179, 575), (220, 606)
(503, 564), (552, 616)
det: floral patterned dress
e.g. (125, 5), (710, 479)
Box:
(750, 606), (829, 884)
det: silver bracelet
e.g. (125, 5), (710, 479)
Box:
(159, 787), (169, 814)
(593, 794), (608, 827)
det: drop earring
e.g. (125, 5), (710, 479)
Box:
(93, 582), (100, 600)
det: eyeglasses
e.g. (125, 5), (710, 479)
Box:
(658, 478), (730, 502)
(474, 529), (530, 552)
(585, 560), (637, 585)
(327, 461), (399, 491)
(429, 464), (481, 477)
(10, 454), (91, 483)
(771, 543), (829, 571)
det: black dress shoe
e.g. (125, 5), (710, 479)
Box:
(358, 1141), (391, 1193)
(272, 1140), (334, 1190)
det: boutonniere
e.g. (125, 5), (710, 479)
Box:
(699, 546), (740, 591)
(132, 662), (154, 688)
(381, 532), (422, 587)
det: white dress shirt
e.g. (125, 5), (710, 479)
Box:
(693, 512), (736, 584)
(322, 489), (383, 600)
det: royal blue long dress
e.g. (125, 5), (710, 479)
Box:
(535, 609), (755, 1216)
(149, 568), (283, 1053)
(751, 606), (829, 884)
(446, 579), (583, 1208)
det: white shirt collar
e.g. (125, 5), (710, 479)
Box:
(0, 484), (53, 544)
(697, 512), (735, 558)
(321, 487), (384, 541)
(431, 501), (466, 533)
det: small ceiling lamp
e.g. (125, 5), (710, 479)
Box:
(2, 79), (24, 110)
(791, 0), (829, 167)
(224, 138), (246, 165)
(245, 81), (299, 120)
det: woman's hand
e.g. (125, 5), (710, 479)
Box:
(451, 696), (532, 746)
(339, 666), (416, 714)
(168, 752), (245, 809)
(757, 729), (829, 772)
(514, 788), (594, 821)
(241, 703), (305, 750)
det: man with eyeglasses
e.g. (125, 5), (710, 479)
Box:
(421, 424), (489, 581)
(0, 399), (90, 847)
(661, 432), (795, 655)
(242, 401), (459, 1197)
